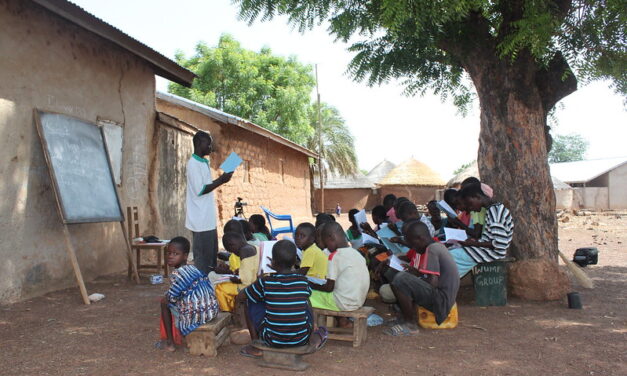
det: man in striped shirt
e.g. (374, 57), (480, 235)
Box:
(240, 240), (327, 357)
(449, 183), (514, 277)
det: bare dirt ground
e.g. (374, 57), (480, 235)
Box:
(1, 213), (625, 376)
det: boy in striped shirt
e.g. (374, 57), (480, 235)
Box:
(240, 240), (327, 357)
(449, 182), (514, 277)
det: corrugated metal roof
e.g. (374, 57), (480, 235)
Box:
(313, 172), (375, 189)
(32, 0), (195, 86)
(367, 160), (396, 184)
(550, 157), (627, 184)
(156, 92), (318, 158)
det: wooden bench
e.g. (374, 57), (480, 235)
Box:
(313, 306), (374, 347)
(185, 312), (231, 356)
(251, 340), (315, 371)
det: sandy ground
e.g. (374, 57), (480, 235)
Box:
(1, 212), (626, 376)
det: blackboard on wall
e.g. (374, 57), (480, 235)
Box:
(35, 110), (123, 223)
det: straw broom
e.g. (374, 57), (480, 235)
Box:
(558, 250), (594, 289)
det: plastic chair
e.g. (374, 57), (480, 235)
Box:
(261, 206), (294, 238)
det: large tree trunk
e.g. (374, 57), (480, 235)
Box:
(463, 50), (574, 300)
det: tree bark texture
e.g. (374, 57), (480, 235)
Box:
(442, 14), (576, 298)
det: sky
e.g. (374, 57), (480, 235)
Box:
(72, 0), (626, 179)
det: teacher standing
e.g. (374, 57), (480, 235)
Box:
(186, 131), (233, 275)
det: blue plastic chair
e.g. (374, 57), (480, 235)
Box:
(261, 206), (295, 238)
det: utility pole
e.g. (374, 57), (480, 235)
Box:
(315, 64), (324, 213)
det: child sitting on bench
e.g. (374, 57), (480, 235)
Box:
(294, 222), (328, 279)
(386, 221), (459, 336)
(158, 236), (219, 352)
(240, 240), (328, 358)
(309, 222), (369, 327)
(215, 232), (259, 313)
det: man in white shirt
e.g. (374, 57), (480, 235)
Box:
(186, 131), (232, 274)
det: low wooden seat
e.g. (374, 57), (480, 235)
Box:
(313, 306), (374, 347)
(186, 312), (231, 357)
(251, 340), (315, 371)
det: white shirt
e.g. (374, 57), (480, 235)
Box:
(185, 154), (217, 232)
(327, 247), (369, 311)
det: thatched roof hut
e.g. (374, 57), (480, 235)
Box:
(367, 160), (396, 184)
(379, 158), (445, 186)
(378, 158), (445, 204)
(447, 161), (479, 187)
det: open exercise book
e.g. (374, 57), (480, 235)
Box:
(376, 226), (409, 255)
(389, 254), (408, 271)
(444, 227), (468, 242)
(437, 200), (457, 218)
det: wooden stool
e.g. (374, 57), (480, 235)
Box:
(126, 206), (168, 277)
(313, 306), (374, 347)
(186, 312), (231, 356)
(251, 340), (315, 371)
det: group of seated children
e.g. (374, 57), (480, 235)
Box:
(159, 215), (370, 354)
(159, 177), (514, 348)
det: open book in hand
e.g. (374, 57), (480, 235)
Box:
(437, 200), (457, 218)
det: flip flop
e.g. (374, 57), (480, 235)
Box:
(312, 327), (328, 350)
(239, 344), (262, 359)
(383, 324), (419, 337)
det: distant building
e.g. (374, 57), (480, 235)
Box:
(551, 157), (627, 210)
(367, 160), (396, 185)
(155, 92), (316, 236)
(378, 158), (446, 205)
(313, 171), (378, 213)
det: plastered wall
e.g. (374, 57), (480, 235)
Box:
(0, 0), (155, 302)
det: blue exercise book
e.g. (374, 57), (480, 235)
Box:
(219, 152), (243, 173)
(376, 226), (410, 255)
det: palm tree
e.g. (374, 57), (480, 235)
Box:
(306, 102), (358, 178)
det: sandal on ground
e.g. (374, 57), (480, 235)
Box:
(385, 318), (402, 327)
(311, 327), (328, 350)
(239, 344), (262, 358)
(383, 324), (419, 337)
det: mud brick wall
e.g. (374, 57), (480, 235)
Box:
(314, 188), (380, 213)
(155, 98), (313, 240)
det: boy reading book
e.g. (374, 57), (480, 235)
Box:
(385, 221), (459, 336)
(294, 222), (328, 279)
(309, 222), (369, 327)
(215, 232), (259, 313)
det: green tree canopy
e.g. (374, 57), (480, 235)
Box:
(169, 34), (316, 145)
(307, 102), (358, 176)
(548, 134), (589, 163)
(235, 0), (626, 299)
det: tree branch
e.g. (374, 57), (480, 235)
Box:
(535, 52), (578, 114)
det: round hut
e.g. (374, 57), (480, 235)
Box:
(378, 158), (445, 205)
